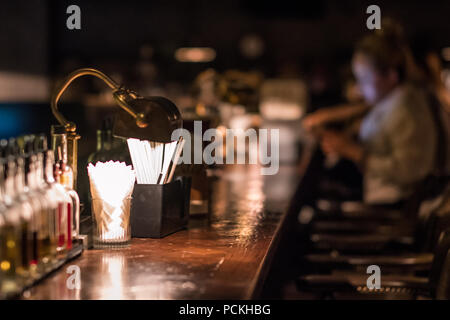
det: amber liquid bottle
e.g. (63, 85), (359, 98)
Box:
(18, 136), (47, 278)
(0, 140), (26, 293)
(53, 162), (68, 254)
(36, 134), (58, 266)
(0, 155), (24, 295)
(52, 128), (79, 252)
(25, 141), (55, 270)
(52, 129), (74, 190)
(61, 162), (72, 250)
(43, 150), (65, 260)
(15, 156), (36, 279)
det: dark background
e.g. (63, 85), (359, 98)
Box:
(1, 0), (450, 79)
(1, 0), (450, 138)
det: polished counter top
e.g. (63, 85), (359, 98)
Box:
(23, 164), (300, 299)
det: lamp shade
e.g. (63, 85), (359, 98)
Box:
(112, 94), (183, 142)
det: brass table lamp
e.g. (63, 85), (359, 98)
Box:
(51, 67), (182, 190)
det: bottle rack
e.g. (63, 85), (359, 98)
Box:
(2, 240), (84, 300)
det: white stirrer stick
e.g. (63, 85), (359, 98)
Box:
(155, 143), (163, 183)
(166, 137), (185, 183)
(160, 141), (177, 184)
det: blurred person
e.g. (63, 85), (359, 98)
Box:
(301, 67), (367, 133)
(409, 38), (450, 175)
(343, 74), (364, 105)
(317, 70), (366, 198)
(307, 23), (438, 205)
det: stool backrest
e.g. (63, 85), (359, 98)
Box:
(429, 228), (450, 298)
(407, 175), (449, 218)
(414, 181), (450, 251)
(435, 248), (450, 300)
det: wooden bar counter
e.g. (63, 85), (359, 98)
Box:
(22, 164), (301, 300)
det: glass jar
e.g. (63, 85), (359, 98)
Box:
(91, 197), (131, 248)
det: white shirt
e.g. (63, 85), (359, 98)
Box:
(359, 84), (437, 204)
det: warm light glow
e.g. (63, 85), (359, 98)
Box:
(175, 47), (216, 63)
(1, 261), (11, 271)
(88, 161), (135, 243)
(442, 47), (450, 62)
(260, 100), (304, 120)
(99, 255), (126, 299)
(217, 125), (227, 137)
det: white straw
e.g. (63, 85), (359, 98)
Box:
(127, 139), (143, 184)
(137, 141), (150, 184)
(143, 141), (156, 183)
(127, 138), (182, 185)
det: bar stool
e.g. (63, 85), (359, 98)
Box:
(297, 228), (450, 300)
(301, 183), (450, 274)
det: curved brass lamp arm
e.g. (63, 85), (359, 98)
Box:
(51, 68), (121, 132)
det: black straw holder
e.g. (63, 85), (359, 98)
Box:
(130, 176), (191, 238)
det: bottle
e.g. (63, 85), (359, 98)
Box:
(52, 126), (80, 250)
(51, 126), (74, 190)
(0, 160), (5, 299)
(20, 137), (41, 272)
(0, 149), (23, 296)
(0, 140), (27, 294)
(43, 147), (70, 259)
(53, 162), (70, 253)
(35, 134), (60, 267)
(87, 119), (130, 165)
(25, 137), (56, 268)
(16, 137), (42, 278)
(87, 129), (112, 164)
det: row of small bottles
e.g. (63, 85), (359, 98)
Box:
(0, 134), (79, 299)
